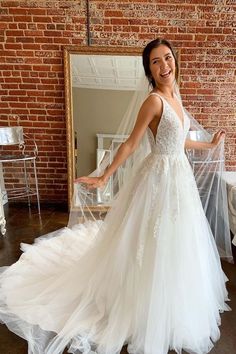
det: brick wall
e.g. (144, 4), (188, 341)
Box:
(0, 0), (235, 203)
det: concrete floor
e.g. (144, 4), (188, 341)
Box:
(0, 203), (235, 354)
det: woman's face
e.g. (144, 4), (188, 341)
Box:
(149, 44), (176, 87)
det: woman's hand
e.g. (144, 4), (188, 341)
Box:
(74, 175), (107, 190)
(185, 129), (226, 150)
(211, 129), (226, 147)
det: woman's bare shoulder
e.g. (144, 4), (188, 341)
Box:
(141, 93), (162, 116)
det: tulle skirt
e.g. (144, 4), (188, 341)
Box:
(0, 152), (230, 354)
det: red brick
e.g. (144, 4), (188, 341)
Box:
(14, 64), (32, 70)
(32, 65), (51, 72)
(22, 77), (40, 83)
(0, 23), (9, 29)
(111, 19), (130, 25)
(0, 50), (17, 56)
(44, 30), (62, 37)
(11, 108), (29, 114)
(1, 83), (18, 89)
(36, 96), (54, 103)
(29, 109), (47, 115)
(22, 43), (41, 50)
(43, 58), (62, 65)
(13, 15), (32, 22)
(18, 24), (27, 30)
(1, 96), (19, 101)
(40, 78), (59, 84)
(24, 30), (44, 37)
(28, 9), (47, 16)
(0, 16), (13, 22)
(15, 50), (34, 56)
(38, 72), (48, 77)
(5, 30), (24, 36)
(10, 102), (26, 108)
(1, 1), (20, 7)
(15, 37), (35, 43)
(53, 37), (71, 44)
(9, 89), (27, 95)
(19, 84), (37, 90)
(34, 122), (50, 127)
(41, 44), (60, 50)
(25, 58), (42, 64)
(5, 43), (22, 49)
(105, 11), (124, 17)
(34, 37), (53, 43)
(32, 16), (52, 23)
(196, 27), (214, 34)
(8, 23), (17, 29)
(0, 102), (9, 108)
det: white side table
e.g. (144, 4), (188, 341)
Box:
(0, 183), (6, 235)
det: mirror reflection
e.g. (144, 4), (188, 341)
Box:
(70, 53), (143, 204)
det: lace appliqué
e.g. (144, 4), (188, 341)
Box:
(135, 97), (191, 268)
(136, 156), (170, 267)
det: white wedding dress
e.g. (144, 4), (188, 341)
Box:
(0, 93), (230, 354)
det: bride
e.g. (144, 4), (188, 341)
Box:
(0, 38), (231, 354)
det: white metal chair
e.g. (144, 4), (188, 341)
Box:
(0, 126), (40, 214)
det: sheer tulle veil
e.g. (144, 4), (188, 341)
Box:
(69, 75), (233, 263)
(0, 67), (232, 354)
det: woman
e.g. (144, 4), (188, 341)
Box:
(0, 38), (230, 354)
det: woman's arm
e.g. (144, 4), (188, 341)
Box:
(185, 129), (225, 150)
(75, 96), (162, 189)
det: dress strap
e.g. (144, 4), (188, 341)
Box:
(149, 92), (163, 100)
(150, 91), (182, 106)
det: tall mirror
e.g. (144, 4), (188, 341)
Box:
(64, 46), (143, 209)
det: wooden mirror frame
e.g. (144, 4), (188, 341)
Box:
(64, 46), (143, 208)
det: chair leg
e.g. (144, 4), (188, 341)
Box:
(33, 159), (40, 214)
(0, 216), (6, 236)
(23, 160), (31, 207)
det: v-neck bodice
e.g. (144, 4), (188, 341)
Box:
(147, 92), (190, 155)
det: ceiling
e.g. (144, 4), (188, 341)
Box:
(71, 54), (144, 91)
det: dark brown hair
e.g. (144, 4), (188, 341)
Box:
(142, 38), (179, 88)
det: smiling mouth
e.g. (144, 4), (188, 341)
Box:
(160, 70), (171, 78)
